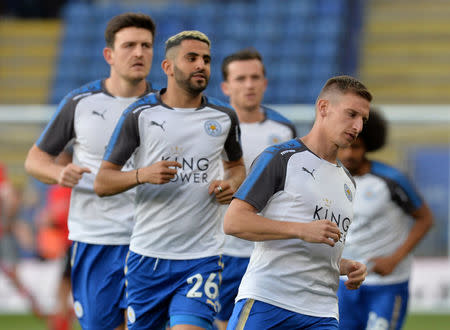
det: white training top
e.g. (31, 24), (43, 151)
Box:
(341, 160), (424, 285)
(234, 139), (356, 320)
(223, 106), (297, 257)
(37, 79), (153, 245)
(104, 90), (243, 260)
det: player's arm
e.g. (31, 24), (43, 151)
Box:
(208, 107), (245, 204)
(25, 145), (90, 188)
(224, 198), (341, 244)
(25, 95), (89, 188)
(208, 157), (246, 204)
(94, 160), (182, 197)
(370, 203), (433, 276)
(340, 258), (367, 290)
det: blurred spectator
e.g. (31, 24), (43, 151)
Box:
(0, 163), (42, 318)
(36, 184), (74, 330)
(36, 185), (71, 260)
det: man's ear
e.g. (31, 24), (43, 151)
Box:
(161, 58), (173, 76)
(103, 47), (113, 65)
(221, 81), (230, 97)
(317, 99), (329, 117)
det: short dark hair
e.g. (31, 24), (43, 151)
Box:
(221, 48), (266, 80)
(359, 108), (387, 152)
(318, 75), (373, 103)
(165, 30), (210, 57)
(105, 13), (156, 48)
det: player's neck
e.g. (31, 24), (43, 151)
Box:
(161, 83), (203, 108)
(234, 105), (264, 123)
(300, 131), (338, 164)
(104, 77), (147, 98)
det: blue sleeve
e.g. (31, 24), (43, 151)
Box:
(104, 105), (142, 166)
(372, 161), (424, 214)
(235, 148), (286, 212)
(264, 107), (298, 138)
(36, 95), (77, 156)
(235, 140), (303, 211)
(223, 109), (243, 162)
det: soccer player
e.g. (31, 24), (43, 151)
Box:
(337, 109), (433, 330)
(24, 13), (156, 330)
(224, 75), (370, 329)
(216, 48), (297, 329)
(94, 30), (245, 330)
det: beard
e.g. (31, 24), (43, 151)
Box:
(174, 65), (209, 95)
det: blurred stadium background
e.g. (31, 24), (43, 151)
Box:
(0, 0), (449, 328)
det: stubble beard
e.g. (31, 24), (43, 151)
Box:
(174, 65), (208, 96)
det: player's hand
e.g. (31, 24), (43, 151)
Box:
(298, 220), (341, 246)
(139, 161), (181, 184)
(208, 180), (235, 204)
(58, 163), (91, 187)
(341, 259), (367, 290)
(369, 255), (399, 276)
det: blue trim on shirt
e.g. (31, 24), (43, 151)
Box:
(205, 96), (233, 110)
(104, 93), (158, 161)
(371, 160), (423, 209)
(264, 106), (293, 124)
(235, 139), (302, 200)
(37, 80), (103, 146)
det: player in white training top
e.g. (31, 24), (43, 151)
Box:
(224, 76), (370, 329)
(215, 48), (297, 330)
(337, 109), (433, 330)
(24, 13), (156, 330)
(94, 31), (246, 330)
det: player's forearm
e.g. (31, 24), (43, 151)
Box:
(391, 204), (433, 262)
(24, 145), (63, 184)
(224, 200), (298, 241)
(94, 167), (138, 197)
(223, 158), (246, 191)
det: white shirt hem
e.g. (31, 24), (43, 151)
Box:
(130, 246), (223, 260)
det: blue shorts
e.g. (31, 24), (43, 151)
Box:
(228, 299), (338, 329)
(126, 251), (223, 329)
(338, 280), (409, 330)
(70, 241), (129, 330)
(216, 255), (249, 321)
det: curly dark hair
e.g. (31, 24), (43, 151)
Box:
(359, 108), (388, 152)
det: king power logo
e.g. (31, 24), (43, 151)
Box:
(313, 198), (351, 243)
(161, 155), (210, 183)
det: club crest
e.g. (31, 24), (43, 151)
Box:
(344, 183), (353, 202)
(204, 120), (222, 137)
(268, 134), (282, 144)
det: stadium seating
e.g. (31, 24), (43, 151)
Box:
(49, 0), (362, 104)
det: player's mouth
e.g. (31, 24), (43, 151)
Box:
(192, 74), (206, 80)
(131, 62), (144, 68)
(191, 70), (206, 80)
(345, 132), (356, 142)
